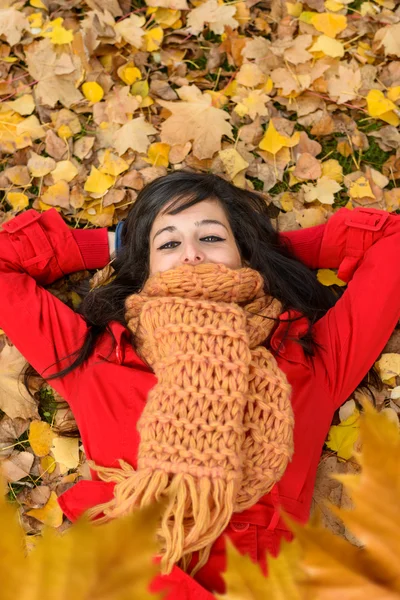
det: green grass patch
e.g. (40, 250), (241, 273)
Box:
(38, 385), (58, 425)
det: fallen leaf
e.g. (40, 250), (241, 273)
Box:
(326, 411), (360, 460)
(28, 421), (54, 457)
(376, 353), (400, 383)
(219, 148), (249, 180)
(0, 345), (39, 420)
(186, 0), (239, 35)
(51, 160), (78, 183)
(1, 451), (34, 483)
(317, 269), (347, 287)
(293, 153), (322, 180)
(51, 436), (80, 470)
(113, 116), (157, 156)
(26, 491), (64, 527)
(27, 152), (57, 177)
(6, 192), (29, 212)
(310, 34), (344, 58)
(348, 176), (375, 200)
(303, 176), (341, 204)
(259, 120), (300, 155)
(159, 86), (233, 160)
(0, 8), (28, 45)
(84, 166), (115, 195)
(41, 180), (70, 208)
(82, 81), (104, 103)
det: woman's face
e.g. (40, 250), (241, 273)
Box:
(149, 199), (243, 276)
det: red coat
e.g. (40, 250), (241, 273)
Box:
(1, 206), (399, 599)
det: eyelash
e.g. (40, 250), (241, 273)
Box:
(158, 236), (226, 250)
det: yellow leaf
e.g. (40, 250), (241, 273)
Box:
(57, 124), (73, 139)
(143, 26), (163, 52)
(310, 34), (344, 57)
(311, 12), (347, 37)
(99, 149), (129, 177)
(302, 176), (341, 204)
(30, 0), (48, 8)
(40, 455), (56, 474)
(131, 79), (149, 99)
(41, 180), (70, 208)
(26, 491), (64, 527)
(349, 176), (375, 199)
(321, 158), (343, 183)
(387, 86), (400, 102)
(317, 268), (347, 287)
(51, 160), (78, 183)
(6, 192), (29, 212)
(324, 0), (344, 10)
(259, 120), (300, 155)
(28, 421), (54, 457)
(326, 411), (360, 460)
(366, 89), (397, 117)
(84, 166), (115, 195)
(118, 64), (142, 85)
(38, 201), (61, 212)
(4, 94), (35, 116)
(27, 152), (56, 177)
(145, 142), (170, 168)
(219, 148), (249, 180)
(51, 436), (79, 470)
(204, 90), (229, 109)
(379, 110), (400, 126)
(280, 192), (294, 212)
(286, 2), (303, 17)
(82, 81), (104, 103)
(221, 536), (301, 600)
(41, 18), (74, 45)
(376, 353), (400, 383)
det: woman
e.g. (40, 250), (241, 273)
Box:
(1, 171), (399, 599)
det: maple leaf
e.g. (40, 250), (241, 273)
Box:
(186, 0), (239, 35)
(289, 404), (400, 599)
(112, 116), (157, 156)
(159, 86), (233, 160)
(327, 66), (361, 105)
(0, 473), (165, 600)
(0, 8), (28, 45)
(0, 345), (39, 420)
(25, 39), (83, 108)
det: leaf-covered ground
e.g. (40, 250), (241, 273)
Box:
(0, 0), (400, 538)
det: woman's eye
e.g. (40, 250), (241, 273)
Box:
(201, 236), (225, 243)
(158, 236), (225, 250)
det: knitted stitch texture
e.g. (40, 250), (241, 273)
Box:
(85, 263), (294, 576)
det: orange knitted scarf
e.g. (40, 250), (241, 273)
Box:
(85, 263), (294, 576)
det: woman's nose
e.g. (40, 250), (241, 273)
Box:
(181, 244), (205, 265)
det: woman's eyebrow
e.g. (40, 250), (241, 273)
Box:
(153, 219), (228, 242)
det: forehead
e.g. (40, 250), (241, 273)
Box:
(152, 198), (227, 227)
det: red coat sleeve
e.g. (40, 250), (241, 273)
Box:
(309, 207), (400, 408)
(0, 208), (109, 399)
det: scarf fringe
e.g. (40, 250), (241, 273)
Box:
(84, 460), (236, 576)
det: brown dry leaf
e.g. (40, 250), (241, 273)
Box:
(27, 152), (57, 177)
(293, 153), (322, 180)
(1, 451), (34, 483)
(327, 66), (361, 105)
(159, 86), (233, 159)
(113, 117), (157, 156)
(0, 8), (28, 45)
(25, 39), (83, 108)
(186, 0), (239, 35)
(0, 345), (39, 420)
(41, 180), (70, 208)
